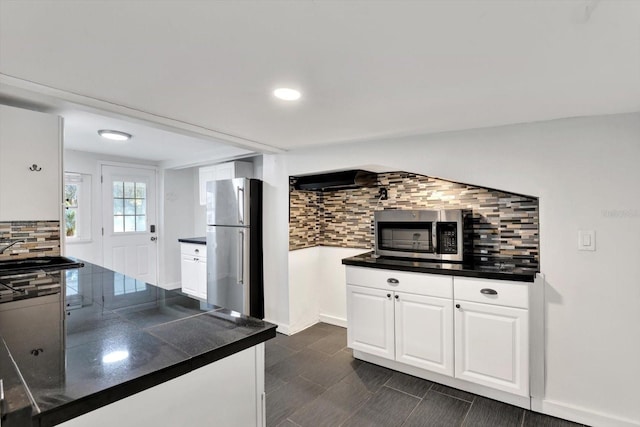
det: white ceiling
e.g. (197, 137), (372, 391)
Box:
(0, 1), (639, 157)
(62, 110), (253, 168)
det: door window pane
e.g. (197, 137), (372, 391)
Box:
(124, 199), (136, 215)
(112, 180), (148, 233)
(113, 199), (124, 215)
(124, 182), (135, 198)
(114, 215), (124, 233)
(113, 182), (124, 198)
(124, 216), (136, 232)
(135, 183), (146, 198)
(135, 216), (146, 231)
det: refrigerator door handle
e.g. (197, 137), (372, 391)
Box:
(238, 230), (245, 285)
(237, 185), (245, 225)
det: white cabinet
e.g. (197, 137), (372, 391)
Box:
(346, 266), (532, 404)
(395, 292), (453, 376)
(0, 105), (62, 221)
(346, 267), (454, 376)
(198, 161), (253, 205)
(180, 243), (207, 299)
(454, 277), (529, 397)
(346, 285), (394, 359)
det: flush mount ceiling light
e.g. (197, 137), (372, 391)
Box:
(273, 88), (301, 101)
(98, 129), (132, 141)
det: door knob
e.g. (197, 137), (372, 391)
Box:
(150, 236), (157, 241)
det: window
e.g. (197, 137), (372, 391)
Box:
(64, 172), (91, 241)
(112, 181), (147, 233)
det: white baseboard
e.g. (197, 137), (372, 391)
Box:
(288, 319), (319, 335)
(318, 313), (347, 328)
(263, 319), (291, 336)
(532, 398), (640, 427)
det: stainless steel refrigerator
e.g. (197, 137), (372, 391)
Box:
(206, 178), (264, 318)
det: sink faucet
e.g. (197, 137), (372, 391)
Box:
(0, 239), (25, 254)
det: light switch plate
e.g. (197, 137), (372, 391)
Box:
(578, 230), (596, 251)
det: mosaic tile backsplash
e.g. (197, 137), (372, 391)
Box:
(0, 221), (61, 261)
(289, 172), (539, 267)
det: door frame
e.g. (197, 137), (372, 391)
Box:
(99, 161), (159, 283)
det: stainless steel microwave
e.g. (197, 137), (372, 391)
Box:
(374, 209), (465, 262)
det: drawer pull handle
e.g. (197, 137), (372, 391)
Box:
(455, 304), (461, 309)
(386, 293), (391, 299)
(480, 288), (498, 295)
(387, 278), (399, 284)
(195, 249), (199, 253)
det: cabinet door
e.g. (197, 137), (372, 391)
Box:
(196, 256), (207, 299)
(454, 300), (529, 396)
(395, 292), (454, 376)
(0, 106), (61, 221)
(181, 254), (199, 297)
(198, 162), (253, 205)
(346, 285), (394, 360)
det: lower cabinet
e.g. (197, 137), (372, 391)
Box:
(346, 278), (454, 377)
(180, 243), (207, 299)
(395, 292), (453, 376)
(346, 266), (531, 404)
(347, 285), (395, 359)
(454, 277), (529, 397)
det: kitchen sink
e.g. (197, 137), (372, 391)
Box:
(0, 256), (84, 274)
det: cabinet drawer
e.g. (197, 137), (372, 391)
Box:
(180, 243), (207, 258)
(454, 277), (528, 309)
(346, 266), (452, 298)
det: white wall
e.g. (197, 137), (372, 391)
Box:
(288, 247), (363, 334)
(159, 168), (196, 289)
(262, 113), (640, 426)
(288, 247), (321, 334)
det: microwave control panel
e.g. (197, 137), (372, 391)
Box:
(437, 222), (458, 254)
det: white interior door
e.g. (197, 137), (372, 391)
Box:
(102, 164), (158, 285)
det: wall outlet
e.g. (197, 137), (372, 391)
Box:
(578, 230), (595, 251)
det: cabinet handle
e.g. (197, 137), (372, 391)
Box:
(195, 248), (199, 253)
(386, 293), (391, 299)
(387, 278), (399, 285)
(455, 304), (461, 309)
(480, 288), (498, 295)
(395, 295), (399, 300)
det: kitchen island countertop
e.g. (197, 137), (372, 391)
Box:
(0, 260), (275, 426)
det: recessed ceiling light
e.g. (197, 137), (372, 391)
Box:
(273, 88), (301, 101)
(98, 129), (132, 141)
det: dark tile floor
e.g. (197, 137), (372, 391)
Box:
(265, 323), (586, 427)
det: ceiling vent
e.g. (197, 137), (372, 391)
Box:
(292, 170), (377, 191)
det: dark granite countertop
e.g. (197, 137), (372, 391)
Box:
(342, 252), (538, 282)
(0, 260), (276, 426)
(178, 237), (206, 245)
